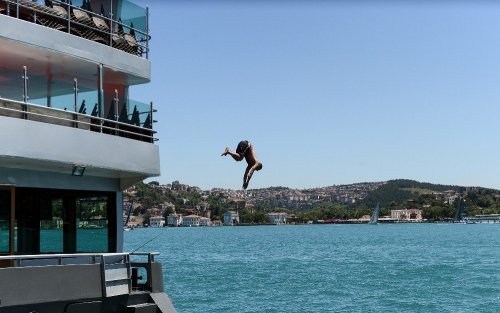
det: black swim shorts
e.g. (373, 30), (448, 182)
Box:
(236, 140), (250, 155)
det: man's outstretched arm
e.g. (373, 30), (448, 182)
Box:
(221, 147), (244, 161)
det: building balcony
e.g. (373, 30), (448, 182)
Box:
(0, 96), (160, 190)
(0, 0), (150, 58)
(0, 96), (156, 143)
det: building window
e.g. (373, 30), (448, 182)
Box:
(0, 189), (11, 254)
(76, 196), (109, 253)
(40, 198), (64, 253)
(5, 188), (117, 255)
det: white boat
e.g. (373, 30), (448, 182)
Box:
(0, 1), (175, 312)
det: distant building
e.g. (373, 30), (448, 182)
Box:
(445, 195), (459, 205)
(223, 211), (239, 226)
(188, 186), (201, 193)
(200, 217), (212, 227)
(150, 216), (165, 227)
(287, 214), (300, 224)
(391, 209), (423, 221)
(266, 212), (288, 225)
(464, 214), (500, 224)
(212, 220), (223, 226)
(171, 180), (188, 191)
(182, 215), (201, 227)
(167, 214), (183, 227)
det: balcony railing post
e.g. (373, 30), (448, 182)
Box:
(109, 1), (113, 47)
(67, 1), (71, 34)
(150, 101), (153, 128)
(22, 66), (28, 104)
(149, 102), (154, 143)
(16, 0), (19, 18)
(98, 64), (104, 118)
(73, 78), (79, 127)
(114, 89), (119, 135)
(146, 6), (149, 59)
(73, 78), (78, 113)
(22, 66), (29, 120)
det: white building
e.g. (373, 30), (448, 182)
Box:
(149, 216), (165, 227)
(182, 215), (201, 227)
(266, 212), (288, 225)
(391, 209), (423, 221)
(445, 195), (459, 205)
(223, 211), (239, 226)
(200, 217), (211, 227)
(167, 214), (183, 227)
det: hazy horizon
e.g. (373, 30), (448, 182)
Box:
(147, 177), (499, 192)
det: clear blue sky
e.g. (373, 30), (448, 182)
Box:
(132, 0), (500, 190)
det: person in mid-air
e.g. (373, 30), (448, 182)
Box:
(221, 140), (263, 190)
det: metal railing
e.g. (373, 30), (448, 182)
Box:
(0, 96), (157, 143)
(0, 252), (128, 266)
(130, 252), (159, 291)
(0, 0), (150, 58)
(0, 252), (160, 293)
(0, 251), (159, 264)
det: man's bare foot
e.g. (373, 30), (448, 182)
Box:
(221, 147), (230, 156)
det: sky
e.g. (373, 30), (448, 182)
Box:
(131, 0), (500, 191)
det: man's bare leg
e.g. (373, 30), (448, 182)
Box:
(243, 165), (251, 190)
(244, 162), (263, 189)
(247, 162), (263, 179)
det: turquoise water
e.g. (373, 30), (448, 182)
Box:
(124, 224), (500, 313)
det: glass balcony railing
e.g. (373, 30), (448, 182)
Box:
(6, 94), (157, 141)
(0, 0), (150, 58)
(1, 67), (157, 143)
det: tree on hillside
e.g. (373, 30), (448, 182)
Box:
(142, 213), (150, 226)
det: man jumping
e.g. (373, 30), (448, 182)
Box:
(221, 140), (263, 190)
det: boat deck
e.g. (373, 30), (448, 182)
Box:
(0, 97), (155, 143)
(0, 0), (149, 58)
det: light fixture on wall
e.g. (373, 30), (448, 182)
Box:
(72, 165), (86, 176)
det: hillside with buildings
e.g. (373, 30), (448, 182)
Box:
(123, 180), (500, 227)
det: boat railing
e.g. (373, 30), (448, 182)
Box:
(0, 252), (161, 294)
(0, 252), (129, 267)
(0, 0), (150, 58)
(129, 252), (160, 291)
(0, 96), (157, 143)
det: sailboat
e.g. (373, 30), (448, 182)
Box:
(369, 202), (380, 224)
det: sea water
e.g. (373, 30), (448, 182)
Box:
(125, 224), (500, 313)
